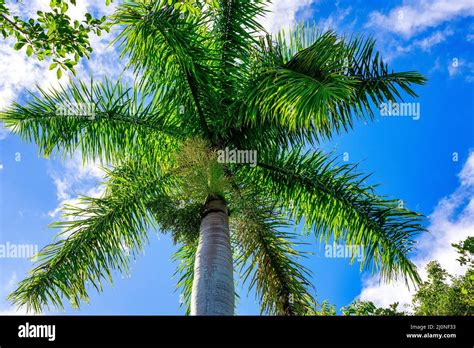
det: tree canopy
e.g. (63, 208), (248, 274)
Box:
(2, 0), (428, 315)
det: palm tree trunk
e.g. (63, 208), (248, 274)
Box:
(191, 196), (234, 315)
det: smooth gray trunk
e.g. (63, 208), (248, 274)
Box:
(191, 198), (234, 315)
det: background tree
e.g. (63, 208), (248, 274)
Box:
(413, 238), (473, 315)
(343, 237), (474, 316)
(341, 300), (406, 316)
(2, 0), (426, 315)
(0, 0), (113, 77)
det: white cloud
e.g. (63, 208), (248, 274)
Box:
(366, 0), (474, 38)
(0, 123), (9, 140)
(0, 35), (61, 110)
(0, 130), (7, 140)
(317, 6), (353, 32)
(447, 58), (474, 82)
(448, 59), (463, 77)
(358, 151), (474, 309)
(47, 152), (106, 218)
(4, 272), (18, 293)
(260, 0), (315, 34)
(412, 28), (453, 51)
(391, 28), (454, 58)
(460, 153), (474, 186)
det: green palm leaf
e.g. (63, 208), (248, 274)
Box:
(232, 199), (316, 315)
(240, 28), (426, 142)
(0, 79), (180, 164)
(237, 147), (424, 285)
(8, 161), (173, 312)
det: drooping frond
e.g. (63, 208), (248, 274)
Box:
(245, 69), (354, 138)
(236, 147), (424, 285)
(231, 197), (316, 315)
(172, 240), (198, 315)
(0, 79), (180, 164)
(8, 161), (173, 312)
(149, 199), (203, 245)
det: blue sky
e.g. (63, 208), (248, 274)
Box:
(0, 0), (473, 315)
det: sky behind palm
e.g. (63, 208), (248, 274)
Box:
(0, 0), (473, 315)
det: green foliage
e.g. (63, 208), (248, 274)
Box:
(301, 299), (337, 315)
(168, 0), (219, 16)
(0, 0), (113, 76)
(113, 0), (218, 140)
(241, 27), (426, 143)
(314, 300), (337, 316)
(172, 138), (230, 203)
(453, 237), (474, 266)
(232, 195), (316, 315)
(412, 238), (473, 315)
(237, 146), (424, 284)
(172, 240), (198, 315)
(344, 238), (474, 316)
(3, 0), (427, 315)
(413, 257), (473, 315)
(0, 78), (180, 164)
(341, 300), (406, 316)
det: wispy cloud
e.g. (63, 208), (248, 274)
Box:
(412, 28), (454, 51)
(317, 5), (354, 33)
(391, 28), (454, 58)
(0, 35), (61, 110)
(448, 58), (474, 82)
(47, 152), (106, 219)
(358, 151), (474, 308)
(366, 0), (474, 39)
(0, 124), (7, 140)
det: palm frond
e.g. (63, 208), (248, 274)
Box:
(114, 0), (218, 139)
(214, 0), (268, 105)
(0, 78), (180, 164)
(8, 161), (173, 312)
(237, 147), (424, 285)
(172, 240), (198, 315)
(232, 197), (316, 315)
(238, 28), (426, 142)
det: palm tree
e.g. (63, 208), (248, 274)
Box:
(2, 0), (426, 315)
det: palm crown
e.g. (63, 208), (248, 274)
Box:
(2, 0), (426, 315)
